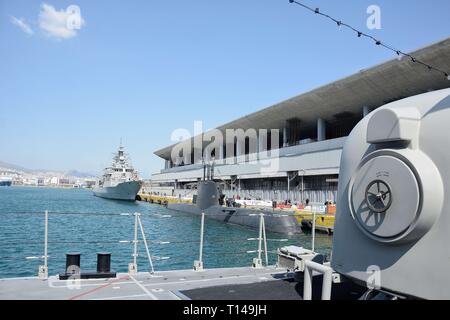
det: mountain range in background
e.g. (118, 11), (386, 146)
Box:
(0, 160), (97, 178)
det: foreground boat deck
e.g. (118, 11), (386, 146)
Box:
(0, 266), (366, 300)
(0, 266), (293, 300)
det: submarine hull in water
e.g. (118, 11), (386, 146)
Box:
(169, 178), (302, 234)
(167, 202), (302, 234)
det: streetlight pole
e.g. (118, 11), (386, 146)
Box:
(299, 170), (305, 202)
(287, 174), (290, 197)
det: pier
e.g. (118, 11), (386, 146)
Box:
(137, 193), (192, 205)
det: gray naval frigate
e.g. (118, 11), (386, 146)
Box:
(93, 144), (142, 201)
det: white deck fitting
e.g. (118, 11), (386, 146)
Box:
(0, 266), (291, 300)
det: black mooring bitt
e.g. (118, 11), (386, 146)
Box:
(97, 252), (111, 273)
(59, 251), (116, 280)
(65, 252), (81, 274)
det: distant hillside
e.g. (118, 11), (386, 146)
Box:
(0, 160), (31, 173)
(65, 170), (96, 178)
(0, 160), (97, 178)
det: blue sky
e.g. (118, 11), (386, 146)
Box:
(1, 0), (449, 178)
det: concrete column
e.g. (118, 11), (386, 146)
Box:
(225, 141), (234, 165)
(214, 145), (225, 164)
(317, 118), (326, 141)
(363, 106), (372, 117)
(183, 149), (191, 165)
(216, 144), (224, 162)
(283, 127), (288, 147)
(236, 141), (244, 163)
(204, 148), (211, 163)
(193, 147), (203, 164)
(258, 129), (268, 156)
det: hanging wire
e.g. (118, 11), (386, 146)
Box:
(289, 0), (449, 80)
(0, 208), (321, 273)
(1, 210), (331, 218)
(1, 211), (131, 216)
(4, 207), (312, 218)
(0, 236), (293, 247)
(0, 211), (172, 217)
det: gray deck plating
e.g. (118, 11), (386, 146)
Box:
(0, 266), (291, 300)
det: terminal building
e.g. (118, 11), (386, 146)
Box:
(150, 37), (450, 204)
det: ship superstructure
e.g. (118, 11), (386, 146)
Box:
(93, 144), (142, 201)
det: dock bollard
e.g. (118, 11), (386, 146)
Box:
(65, 252), (81, 275)
(97, 252), (111, 273)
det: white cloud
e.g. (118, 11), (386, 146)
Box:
(10, 16), (34, 35)
(38, 3), (85, 40)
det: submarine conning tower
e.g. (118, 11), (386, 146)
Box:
(195, 162), (221, 211)
(331, 88), (450, 300)
(196, 180), (219, 211)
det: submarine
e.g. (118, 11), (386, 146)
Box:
(167, 162), (302, 234)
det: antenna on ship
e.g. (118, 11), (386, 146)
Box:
(202, 157), (206, 181)
(211, 157), (215, 180)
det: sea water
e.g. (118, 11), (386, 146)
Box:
(0, 186), (332, 278)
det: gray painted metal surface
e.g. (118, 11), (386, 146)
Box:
(93, 180), (142, 201)
(168, 203), (301, 234)
(332, 88), (450, 299)
(168, 180), (302, 234)
(0, 267), (290, 300)
(93, 144), (142, 201)
(196, 181), (219, 211)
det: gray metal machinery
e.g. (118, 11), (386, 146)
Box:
(331, 88), (450, 300)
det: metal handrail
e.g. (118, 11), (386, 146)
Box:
(5, 209), (324, 279)
(303, 260), (333, 300)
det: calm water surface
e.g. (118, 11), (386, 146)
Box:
(0, 186), (333, 278)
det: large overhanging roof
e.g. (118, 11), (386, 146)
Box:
(155, 37), (450, 160)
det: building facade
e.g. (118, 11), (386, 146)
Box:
(150, 38), (450, 204)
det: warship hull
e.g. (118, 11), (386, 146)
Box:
(93, 181), (142, 201)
